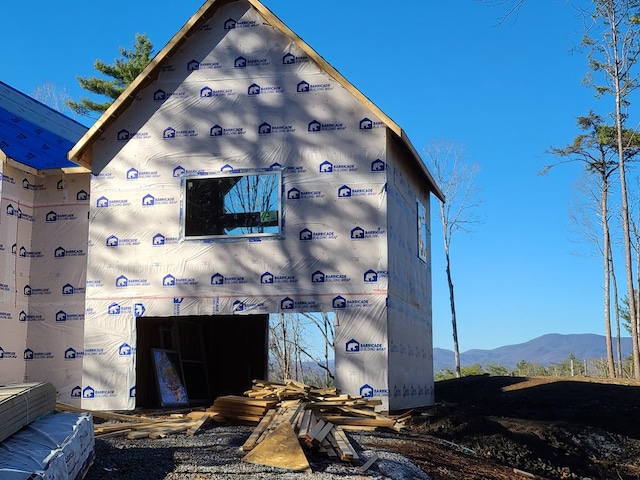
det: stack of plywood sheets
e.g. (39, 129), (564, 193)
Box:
(0, 382), (57, 443)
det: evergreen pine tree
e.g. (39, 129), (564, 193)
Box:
(66, 33), (154, 118)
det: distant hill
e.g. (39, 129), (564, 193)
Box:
(434, 333), (634, 372)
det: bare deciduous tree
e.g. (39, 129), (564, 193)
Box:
(424, 140), (482, 378)
(31, 82), (76, 119)
(268, 312), (335, 387)
(299, 312), (335, 386)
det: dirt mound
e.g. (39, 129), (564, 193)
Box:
(362, 375), (640, 479)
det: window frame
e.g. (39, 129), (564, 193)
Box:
(181, 168), (283, 240)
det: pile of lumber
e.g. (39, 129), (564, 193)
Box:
(204, 379), (406, 471)
(57, 402), (212, 440)
(207, 379), (404, 433)
(0, 382), (57, 443)
(240, 398), (361, 463)
(61, 378), (405, 472)
(207, 395), (278, 424)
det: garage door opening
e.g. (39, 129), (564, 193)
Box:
(135, 314), (268, 408)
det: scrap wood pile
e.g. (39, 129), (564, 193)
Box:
(57, 402), (213, 440)
(62, 379), (409, 472)
(208, 379), (409, 471)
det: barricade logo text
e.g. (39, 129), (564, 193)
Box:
(359, 118), (385, 130)
(308, 120), (346, 133)
(258, 122), (294, 135)
(134, 303), (146, 317)
(346, 339), (360, 352)
(65, 347), (79, 359)
(200, 86), (234, 97)
(364, 270), (378, 283)
(332, 296), (346, 309)
(338, 185), (352, 198)
(372, 159), (386, 171)
(187, 59), (221, 71)
(0, 347), (17, 359)
(360, 384), (374, 398)
(281, 297), (294, 310)
(282, 53), (309, 64)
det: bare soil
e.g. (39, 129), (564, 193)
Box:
(358, 375), (640, 480)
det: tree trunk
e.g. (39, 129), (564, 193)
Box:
(445, 250), (461, 378)
(617, 131), (640, 379)
(602, 184), (616, 377)
(610, 6), (640, 378)
(609, 242), (623, 376)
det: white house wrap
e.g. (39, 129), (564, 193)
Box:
(1, 0), (443, 412)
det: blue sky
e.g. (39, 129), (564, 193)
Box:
(1, 0), (622, 351)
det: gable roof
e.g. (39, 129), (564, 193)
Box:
(68, 0), (444, 202)
(0, 81), (88, 172)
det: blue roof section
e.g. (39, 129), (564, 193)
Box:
(0, 81), (88, 170)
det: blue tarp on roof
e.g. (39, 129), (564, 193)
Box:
(0, 81), (87, 170)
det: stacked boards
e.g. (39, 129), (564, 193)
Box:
(207, 379), (404, 472)
(0, 382), (57, 443)
(0, 382), (95, 480)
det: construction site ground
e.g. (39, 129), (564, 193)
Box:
(378, 375), (640, 479)
(84, 375), (640, 480)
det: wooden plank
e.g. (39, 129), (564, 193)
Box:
(94, 421), (161, 434)
(186, 410), (216, 420)
(333, 427), (358, 461)
(321, 438), (338, 458)
(312, 421), (334, 445)
(211, 395), (278, 408)
(187, 413), (210, 436)
(242, 409), (276, 451)
(279, 402), (303, 426)
(242, 422), (311, 472)
(359, 454), (379, 472)
(149, 424), (191, 439)
(96, 428), (133, 438)
(319, 415), (396, 428)
(338, 406), (382, 418)
(337, 425), (377, 432)
(297, 409), (313, 441)
(211, 403), (273, 416)
(57, 402), (156, 422)
(217, 413), (264, 424)
(304, 419), (326, 447)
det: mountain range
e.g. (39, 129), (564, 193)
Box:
(433, 333), (634, 372)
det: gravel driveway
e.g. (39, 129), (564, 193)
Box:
(84, 424), (431, 480)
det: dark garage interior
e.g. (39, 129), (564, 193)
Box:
(135, 314), (268, 408)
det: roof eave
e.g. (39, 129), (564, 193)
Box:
(68, 0), (229, 167)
